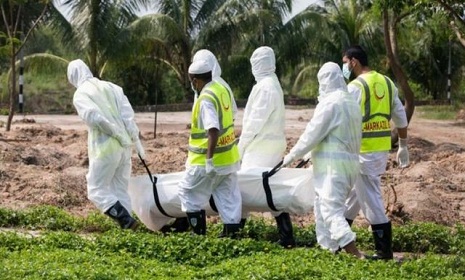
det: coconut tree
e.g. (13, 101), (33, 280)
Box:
(126, 0), (293, 100)
(284, 0), (382, 98)
(55, 0), (151, 76)
(292, 0), (382, 63)
(197, 0), (292, 50)
(123, 0), (234, 100)
(195, 0), (293, 97)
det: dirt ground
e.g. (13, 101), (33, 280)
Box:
(1, 108), (465, 228)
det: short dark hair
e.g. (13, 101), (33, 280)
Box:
(344, 45), (368, 66)
(189, 71), (212, 82)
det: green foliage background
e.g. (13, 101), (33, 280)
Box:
(1, 0), (465, 114)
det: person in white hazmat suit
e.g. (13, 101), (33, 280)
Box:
(177, 59), (242, 237)
(282, 62), (364, 258)
(341, 45), (409, 260)
(237, 46), (295, 247)
(67, 59), (145, 230)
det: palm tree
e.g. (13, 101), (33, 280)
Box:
(56, 0), (151, 76)
(127, 0), (294, 100)
(292, 0), (418, 145)
(294, 0), (382, 63)
(196, 0), (293, 97)
(283, 0), (382, 97)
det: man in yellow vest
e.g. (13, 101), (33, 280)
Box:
(341, 45), (410, 260)
(177, 59), (242, 237)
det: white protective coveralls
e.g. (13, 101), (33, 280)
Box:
(238, 46), (286, 168)
(177, 59), (242, 225)
(192, 49), (238, 117)
(67, 59), (144, 214)
(283, 62), (362, 252)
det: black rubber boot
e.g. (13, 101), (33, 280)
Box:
(239, 218), (247, 229)
(219, 224), (242, 239)
(275, 212), (296, 248)
(160, 217), (190, 233)
(187, 210), (206, 235)
(346, 218), (354, 227)
(105, 201), (138, 230)
(366, 222), (393, 260)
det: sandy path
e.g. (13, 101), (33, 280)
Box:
(0, 108), (315, 136)
(3, 108), (464, 145)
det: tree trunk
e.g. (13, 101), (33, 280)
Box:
(6, 47), (17, 132)
(2, 2), (48, 131)
(383, 9), (415, 145)
(451, 21), (465, 49)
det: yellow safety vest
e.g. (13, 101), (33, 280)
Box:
(351, 71), (393, 153)
(188, 81), (239, 166)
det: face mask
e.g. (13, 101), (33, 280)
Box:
(342, 62), (352, 80)
(190, 82), (198, 96)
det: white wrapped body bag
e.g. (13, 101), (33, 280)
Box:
(128, 166), (314, 232)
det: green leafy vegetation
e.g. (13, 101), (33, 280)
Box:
(2, 0), (465, 113)
(0, 205), (464, 279)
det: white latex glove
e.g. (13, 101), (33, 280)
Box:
(397, 137), (409, 168)
(303, 151), (312, 161)
(282, 154), (295, 167)
(114, 133), (132, 148)
(135, 139), (146, 160)
(205, 158), (215, 175)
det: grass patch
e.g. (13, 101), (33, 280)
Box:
(416, 105), (460, 120)
(0, 206), (465, 279)
(0, 229), (464, 279)
(0, 71), (75, 114)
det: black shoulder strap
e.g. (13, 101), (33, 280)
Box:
(151, 175), (175, 218)
(209, 196), (218, 213)
(139, 155), (174, 218)
(262, 170), (279, 211)
(261, 160), (283, 212)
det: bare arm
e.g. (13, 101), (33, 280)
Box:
(207, 128), (219, 159)
(397, 126), (408, 139)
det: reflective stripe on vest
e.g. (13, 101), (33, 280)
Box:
(188, 82), (239, 166)
(352, 73), (393, 153)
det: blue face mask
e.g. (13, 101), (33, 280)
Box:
(342, 63), (352, 80)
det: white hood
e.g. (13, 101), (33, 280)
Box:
(250, 46), (276, 82)
(192, 49), (222, 78)
(67, 59), (94, 88)
(317, 62), (348, 101)
(191, 49), (238, 117)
